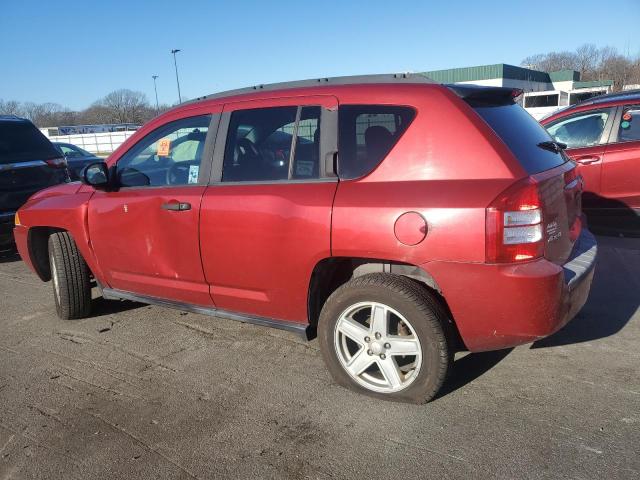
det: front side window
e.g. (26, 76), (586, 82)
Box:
(222, 106), (321, 182)
(338, 105), (416, 180)
(117, 115), (211, 187)
(617, 106), (640, 142)
(546, 110), (611, 149)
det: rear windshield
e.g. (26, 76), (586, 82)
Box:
(473, 103), (566, 174)
(0, 120), (60, 164)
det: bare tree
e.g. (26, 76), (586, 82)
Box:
(0, 99), (23, 116)
(96, 89), (150, 124)
(521, 51), (577, 72)
(575, 44), (599, 79)
(521, 44), (640, 91)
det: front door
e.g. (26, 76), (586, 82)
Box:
(88, 113), (218, 306)
(545, 107), (615, 210)
(199, 96), (339, 323)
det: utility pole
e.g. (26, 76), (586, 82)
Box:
(171, 49), (182, 103)
(152, 75), (159, 113)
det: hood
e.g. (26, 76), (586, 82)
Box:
(28, 181), (83, 201)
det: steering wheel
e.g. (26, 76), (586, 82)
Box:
(166, 162), (191, 185)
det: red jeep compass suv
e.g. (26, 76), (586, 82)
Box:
(13, 75), (597, 403)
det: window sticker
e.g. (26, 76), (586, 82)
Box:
(188, 165), (200, 184)
(157, 138), (171, 157)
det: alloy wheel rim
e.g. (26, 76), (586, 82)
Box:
(334, 301), (422, 393)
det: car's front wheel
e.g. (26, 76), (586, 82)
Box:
(318, 273), (452, 403)
(48, 231), (92, 320)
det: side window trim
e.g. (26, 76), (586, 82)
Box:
(602, 106), (620, 145)
(209, 103), (338, 185)
(320, 107), (338, 177)
(116, 114), (218, 190)
(287, 107), (303, 180)
(209, 111), (230, 184)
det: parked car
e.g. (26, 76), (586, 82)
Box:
(0, 116), (68, 248)
(13, 75), (597, 403)
(53, 142), (101, 180)
(541, 90), (640, 232)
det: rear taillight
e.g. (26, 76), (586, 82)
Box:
(45, 157), (67, 168)
(486, 178), (545, 263)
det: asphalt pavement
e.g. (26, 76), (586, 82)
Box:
(0, 235), (638, 479)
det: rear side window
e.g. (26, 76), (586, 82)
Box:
(618, 106), (640, 142)
(0, 120), (60, 164)
(338, 105), (416, 180)
(474, 103), (566, 174)
(222, 106), (321, 182)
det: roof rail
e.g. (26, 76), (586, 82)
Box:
(0, 114), (26, 121)
(580, 88), (640, 105)
(182, 72), (435, 106)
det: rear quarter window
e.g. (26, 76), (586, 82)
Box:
(338, 105), (416, 180)
(474, 103), (566, 174)
(0, 120), (60, 164)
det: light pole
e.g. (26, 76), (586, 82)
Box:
(171, 49), (182, 103)
(151, 75), (159, 113)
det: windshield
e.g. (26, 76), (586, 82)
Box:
(0, 121), (61, 164)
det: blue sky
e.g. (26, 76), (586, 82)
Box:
(1, 0), (638, 110)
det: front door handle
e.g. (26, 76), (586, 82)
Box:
(161, 201), (191, 211)
(575, 155), (600, 165)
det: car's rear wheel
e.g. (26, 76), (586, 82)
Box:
(48, 232), (92, 319)
(318, 273), (452, 403)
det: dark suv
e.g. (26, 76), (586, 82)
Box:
(14, 75), (597, 403)
(0, 116), (68, 247)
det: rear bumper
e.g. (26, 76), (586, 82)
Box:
(426, 228), (597, 352)
(0, 212), (16, 246)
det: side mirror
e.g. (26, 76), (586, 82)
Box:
(82, 161), (109, 188)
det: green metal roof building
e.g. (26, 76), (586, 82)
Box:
(421, 63), (613, 119)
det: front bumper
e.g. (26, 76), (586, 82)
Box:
(426, 228), (598, 352)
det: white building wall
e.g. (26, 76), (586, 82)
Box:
(41, 130), (136, 154)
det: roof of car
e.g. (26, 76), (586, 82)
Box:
(182, 73), (437, 106)
(541, 89), (640, 122)
(0, 115), (29, 123)
(562, 89), (640, 112)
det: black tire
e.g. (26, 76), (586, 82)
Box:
(318, 273), (452, 404)
(48, 232), (92, 320)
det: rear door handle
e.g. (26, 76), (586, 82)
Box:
(575, 155), (600, 165)
(161, 201), (191, 211)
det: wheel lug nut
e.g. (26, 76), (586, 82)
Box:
(364, 336), (370, 343)
(367, 349), (373, 356)
(384, 343), (391, 349)
(375, 332), (382, 340)
(380, 354), (386, 360)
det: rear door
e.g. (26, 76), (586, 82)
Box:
(0, 119), (67, 213)
(88, 112), (219, 306)
(600, 104), (640, 210)
(199, 96), (338, 323)
(544, 108), (615, 209)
